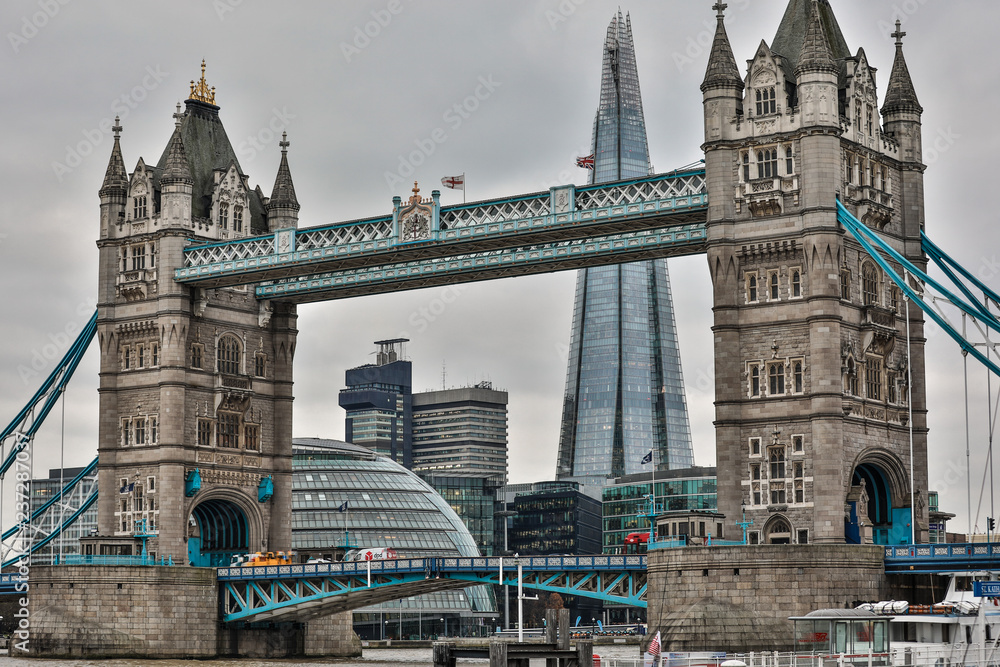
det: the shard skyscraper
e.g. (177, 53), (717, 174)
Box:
(555, 11), (694, 488)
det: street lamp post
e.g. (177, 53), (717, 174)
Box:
(441, 617), (446, 637)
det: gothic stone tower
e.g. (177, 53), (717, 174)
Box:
(703, 1), (928, 545)
(95, 65), (299, 564)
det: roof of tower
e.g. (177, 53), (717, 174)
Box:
(701, 3), (745, 92)
(772, 0), (851, 74)
(882, 21), (922, 116)
(268, 132), (299, 210)
(100, 116), (128, 194)
(152, 64), (267, 233)
(795, 0), (837, 75)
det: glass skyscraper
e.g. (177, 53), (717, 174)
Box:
(555, 11), (694, 488)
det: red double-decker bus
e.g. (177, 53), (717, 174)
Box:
(622, 532), (649, 555)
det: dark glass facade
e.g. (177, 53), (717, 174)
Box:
(339, 340), (412, 467)
(420, 474), (502, 556)
(508, 481), (602, 556)
(601, 468), (717, 554)
(556, 11), (694, 489)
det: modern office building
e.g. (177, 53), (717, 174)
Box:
(506, 481), (602, 556)
(291, 437), (495, 638)
(601, 467), (717, 554)
(556, 10), (694, 488)
(339, 339), (413, 468)
(419, 473), (502, 557)
(412, 382), (508, 481)
(27, 466), (99, 564)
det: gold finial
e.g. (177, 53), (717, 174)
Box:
(188, 59), (216, 104)
(409, 181), (422, 204)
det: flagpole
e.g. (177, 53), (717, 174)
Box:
(463, 173), (466, 204)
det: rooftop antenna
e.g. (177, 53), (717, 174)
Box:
(442, 360), (447, 390)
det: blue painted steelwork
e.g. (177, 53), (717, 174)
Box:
(884, 543), (1000, 573)
(0, 311), (97, 477)
(838, 202), (1000, 377)
(217, 555), (647, 622)
(255, 224), (707, 302)
(0, 458), (98, 567)
(258, 475), (273, 502)
(185, 468), (202, 497)
(174, 169), (708, 292)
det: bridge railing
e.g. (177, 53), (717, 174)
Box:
(884, 543), (1000, 560)
(217, 557), (429, 580)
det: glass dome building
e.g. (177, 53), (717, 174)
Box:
(292, 438), (495, 638)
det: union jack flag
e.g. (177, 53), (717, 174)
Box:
(441, 174), (465, 190)
(646, 630), (661, 657)
(576, 154), (595, 170)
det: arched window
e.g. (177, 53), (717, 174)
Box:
(757, 149), (778, 179)
(766, 518), (792, 544)
(793, 361), (803, 393)
(791, 269), (802, 298)
(749, 364), (761, 397)
(866, 357), (882, 401)
(768, 362), (785, 395)
(133, 195), (147, 219)
(233, 205), (244, 233)
(846, 358), (859, 396)
(756, 87), (776, 116)
(747, 273), (758, 302)
(217, 335), (242, 375)
(862, 263), (879, 306)
(742, 152), (750, 182)
(219, 202), (229, 230)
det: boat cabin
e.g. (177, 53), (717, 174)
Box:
(791, 609), (889, 659)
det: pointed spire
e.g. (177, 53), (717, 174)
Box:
(701, 2), (744, 93)
(268, 132), (299, 210)
(796, 0), (837, 75)
(161, 105), (192, 185)
(882, 20), (922, 116)
(100, 116), (128, 194)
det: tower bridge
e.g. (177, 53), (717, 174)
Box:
(5, 0), (1000, 659)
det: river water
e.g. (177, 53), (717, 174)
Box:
(0, 644), (644, 666)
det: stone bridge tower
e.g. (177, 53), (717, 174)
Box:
(94, 64), (298, 564)
(702, 1), (928, 545)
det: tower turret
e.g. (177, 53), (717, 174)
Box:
(881, 20), (923, 164)
(266, 132), (300, 231)
(159, 104), (193, 228)
(99, 116), (128, 240)
(701, 2), (744, 143)
(795, 0), (839, 129)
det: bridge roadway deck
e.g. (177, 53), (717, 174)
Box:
(218, 555), (647, 623)
(4, 545), (997, 616)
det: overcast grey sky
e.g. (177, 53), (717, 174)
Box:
(2, 0), (999, 535)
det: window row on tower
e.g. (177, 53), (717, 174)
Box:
(746, 358), (805, 399)
(839, 261), (901, 309)
(196, 414), (261, 451)
(745, 434), (807, 508)
(116, 475), (157, 536)
(119, 242), (156, 274)
(745, 266), (803, 304)
(120, 341), (160, 371)
(740, 144), (794, 182)
(190, 336), (268, 378)
(120, 414), (159, 447)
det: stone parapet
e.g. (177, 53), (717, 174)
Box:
(26, 565), (361, 659)
(647, 544), (887, 652)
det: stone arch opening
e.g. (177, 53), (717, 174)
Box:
(763, 515), (792, 544)
(847, 450), (911, 545)
(187, 495), (258, 566)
